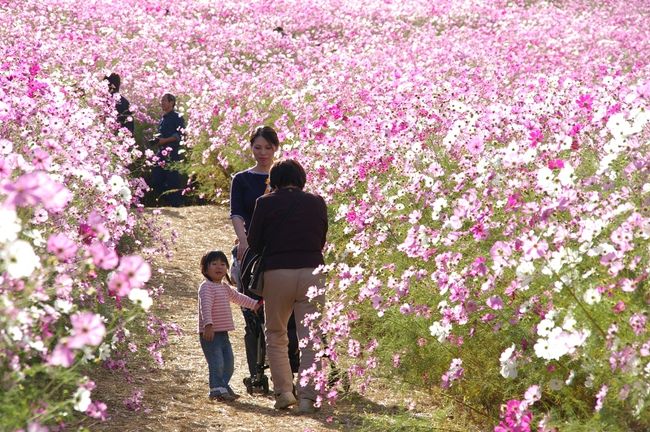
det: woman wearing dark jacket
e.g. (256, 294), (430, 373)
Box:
(230, 126), (300, 389)
(247, 159), (327, 414)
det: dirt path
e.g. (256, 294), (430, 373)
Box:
(87, 205), (358, 431)
(85, 205), (479, 432)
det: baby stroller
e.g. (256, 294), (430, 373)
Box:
(237, 247), (300, 395)
(242, 309), (270, 394)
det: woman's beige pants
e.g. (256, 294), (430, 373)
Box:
(263, 268), (324, 401)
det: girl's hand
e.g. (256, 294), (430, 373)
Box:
(237, 240), (249, 261)
(203, 325), (214, 341)
(253, 300), (263, 313)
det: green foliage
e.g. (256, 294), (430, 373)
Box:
(0, 364), (79, 430)
(176, 97), (293, 201)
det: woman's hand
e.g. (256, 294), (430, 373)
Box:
(237, 239), (249, 261)
(203, 324), (214, 341)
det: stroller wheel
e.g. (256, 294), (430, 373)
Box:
(243, 377), (254, 395)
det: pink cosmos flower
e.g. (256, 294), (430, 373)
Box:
(440, 358), (464, 389)
(31, 148), (52, 170)
(123, 390), (144, 411)
(86, 401), (108, 420)
(116, 255), (151, 289)
(348, 339), (361, 358)
(524, 385), (541, 406)
(595, 385), (608, 412)
(67, 312), (106, 349)
(27, 423), (49, 432)
(466, 136), (484, 155)
(487, 296), (504, 310)
(613, 301), (626, 313)
(629, 313), (646, 336)
(495, 399), (533, 432)
(3, 171), (72, 212)
(0, 157), (10, 178)
(47, 233), (78, 261)
(89, 242), (119, 270)
(78, 223), (96, 245)
(108, 272), (132, 297)
(49, 341), (75, 367)
(576, 93), (594, 110)
(33, 208), (49, 223)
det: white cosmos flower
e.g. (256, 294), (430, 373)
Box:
(583, 288), (602, 305)
(128, 288), (153, 311)
(431, 197), (448, 219)
(500, 361), (518, 379)
(516, 260), (535, 277)
(557, 164), (575, 186)
(114, 205), (128, 222)
(429, 320), (452, 342)
(2, 240), (40, 279)
(606, 113), (633, 139)
(499, 344), (518, 379)
(0, 208), (21, 243)
(98, 342), (112, 361)
(534, 338), (551, 359)
(73, 387), (92, 412)
(562, 315), (577, 331)
(23, 229), (45, 248)
(565, 370), (576, 385)
(54, 299), (74, 314)
(499, 344), (516, 363)
(8, 326), (23, 341)
(631, 108), (650, 135)
(536, 166), (556, 192)
(108, 175), (126, 194)
(119, 186), (132, 203)
(537, 318), (555, 337)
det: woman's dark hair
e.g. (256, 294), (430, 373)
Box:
(269, 159), (306, 190)
(200, 250), (233, 284)
(249, 125), (280, 149)
(163, 93), (176, 107)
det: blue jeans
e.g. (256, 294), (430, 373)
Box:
(199, 332), (234, 396)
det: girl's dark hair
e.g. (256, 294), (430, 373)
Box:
(250, 125), (280, 148)
(269, 159), (306, 190)
(200, 250), (233, 284)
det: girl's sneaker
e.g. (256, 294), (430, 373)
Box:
(227, 386), (241, 400)
(209, 392), (236, 402)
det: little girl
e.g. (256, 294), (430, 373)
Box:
(198, 250), (261, 401)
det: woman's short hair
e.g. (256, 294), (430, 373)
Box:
(200, 250), (229, 281)
(249, 125), (280, 148)
(269, 159), (306, 190)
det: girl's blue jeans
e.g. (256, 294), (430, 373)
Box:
(199, 331), (234, 396)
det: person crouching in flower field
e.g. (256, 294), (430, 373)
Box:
(198, 250), (262, 401)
